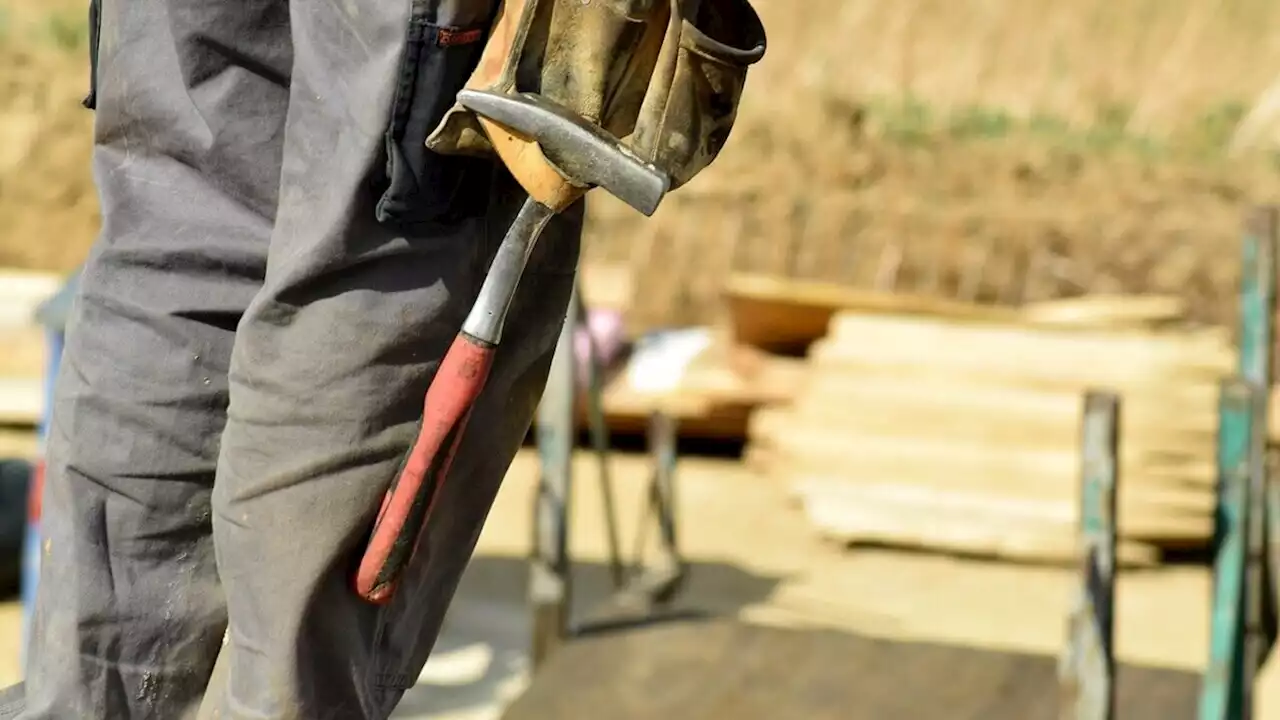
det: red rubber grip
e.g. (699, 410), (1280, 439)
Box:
(355, 333), (495, 604)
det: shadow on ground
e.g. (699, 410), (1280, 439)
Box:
(504, 618), (1204, 720)
(391, 554), (784, 719)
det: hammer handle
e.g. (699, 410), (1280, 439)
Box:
(354, 197), (554, 605)
(355, 331), (495, 604)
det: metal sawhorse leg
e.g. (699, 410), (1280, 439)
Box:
(1199, 206), (1280, 720)
(529, 281), (686, 670)
(1060, 391), (1120, 720)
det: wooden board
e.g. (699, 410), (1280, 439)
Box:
(756, 420), (1214, 488)
(787, 371), (1228, 437)
(792, 477), (1210, 547)
(724, 273), (1195, 353)
(724, 273), (1024, 353)
(817, 327), (1231, 392)
(1021, 294), (1188, 328)
(0, 378), (42, 426)
(0, 270), (61, 328)
(0, 325), (44, 380)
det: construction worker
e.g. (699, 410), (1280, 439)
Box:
(0, 1), (582, 718)
(0, 0), (768, 714)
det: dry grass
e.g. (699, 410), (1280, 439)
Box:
(752, 0), (1280, 150)
(591, 0), (1280, 331)
(7, 0), (1280, 333)
(0, 1), (97, 272)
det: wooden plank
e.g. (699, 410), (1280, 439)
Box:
(788, 479), (1208, 545)
(1022, 295), (1186, 329)
(765, 441), (1215, 514)
(758, 421), (1216, 489)
(0, 325), (44, 380)
(0, 378), (41, 426)
(789, 475), (1210, 544)
(723, 273), (1025, 352)
(0, 270), (61, 328)
(819, 318), (1233, 391)
(724, 272), (1196, 353)
(793, 482), (1163, 567)
(754, 392), (1218, 456)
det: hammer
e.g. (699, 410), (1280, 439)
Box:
(354, 89), (670, 604)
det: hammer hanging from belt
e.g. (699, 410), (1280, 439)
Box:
(354, 0), (768, 605)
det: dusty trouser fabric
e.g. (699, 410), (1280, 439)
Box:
(0, 0), (581, 717)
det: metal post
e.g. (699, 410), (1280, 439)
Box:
(1223, 203), (1274, 712)
(529, 285), (578, 669)
(1201, 379), (1263, 720)
(1242, 207), (1280, 681)
(575, 292), (624, 589)
(1060, 391), (1119, 720)
(643, 411), (684, 605)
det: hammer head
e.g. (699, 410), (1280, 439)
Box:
(457, 89), (670, 217)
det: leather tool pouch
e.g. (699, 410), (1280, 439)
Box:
(426, 0), (765, 192)
(628, 0), (766, 190)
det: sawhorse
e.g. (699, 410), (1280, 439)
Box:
(1060, 206), (1280, 720)
(528, 281), (687, 669)
(1200, 206), (1279, 720)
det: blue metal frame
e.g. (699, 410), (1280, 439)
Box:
(1060, 391), (1119, 720)
(1198, 206), (1280, 719)
(1201, 379), (1263, 720)
(529, 282), (579, 669)
(20, 327), (61, 667)
(529, 281), (688, 667)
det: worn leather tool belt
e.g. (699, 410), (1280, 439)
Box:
(427, 0), (767, 191)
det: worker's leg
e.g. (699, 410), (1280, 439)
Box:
(200, 0), (581, 718)
(6, 0), (292, 718)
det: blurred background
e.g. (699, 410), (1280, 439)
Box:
(6, 0), (1280, 717)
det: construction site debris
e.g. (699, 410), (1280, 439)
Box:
(0, 269), (58, 426)
(579, 327), (802, 440)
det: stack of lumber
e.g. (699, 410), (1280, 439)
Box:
(0, 269), (59, 428)
(746, 295), (1243, 567)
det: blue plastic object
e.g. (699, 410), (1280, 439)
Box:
(22, 269), (78, 666)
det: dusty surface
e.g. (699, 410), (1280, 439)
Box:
(410, 450), (1280, 718)
(0, 445), (1265, 717)
(504, 619), (1201, 720)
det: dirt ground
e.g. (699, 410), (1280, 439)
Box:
(458, 450), (1280, 718)
(0, 446), (1255, 717)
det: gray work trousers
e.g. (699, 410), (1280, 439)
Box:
(0, 0), (580, 717)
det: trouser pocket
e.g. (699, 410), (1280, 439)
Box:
(83, 0), (102, 110)
(375, 2), (498, 230)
